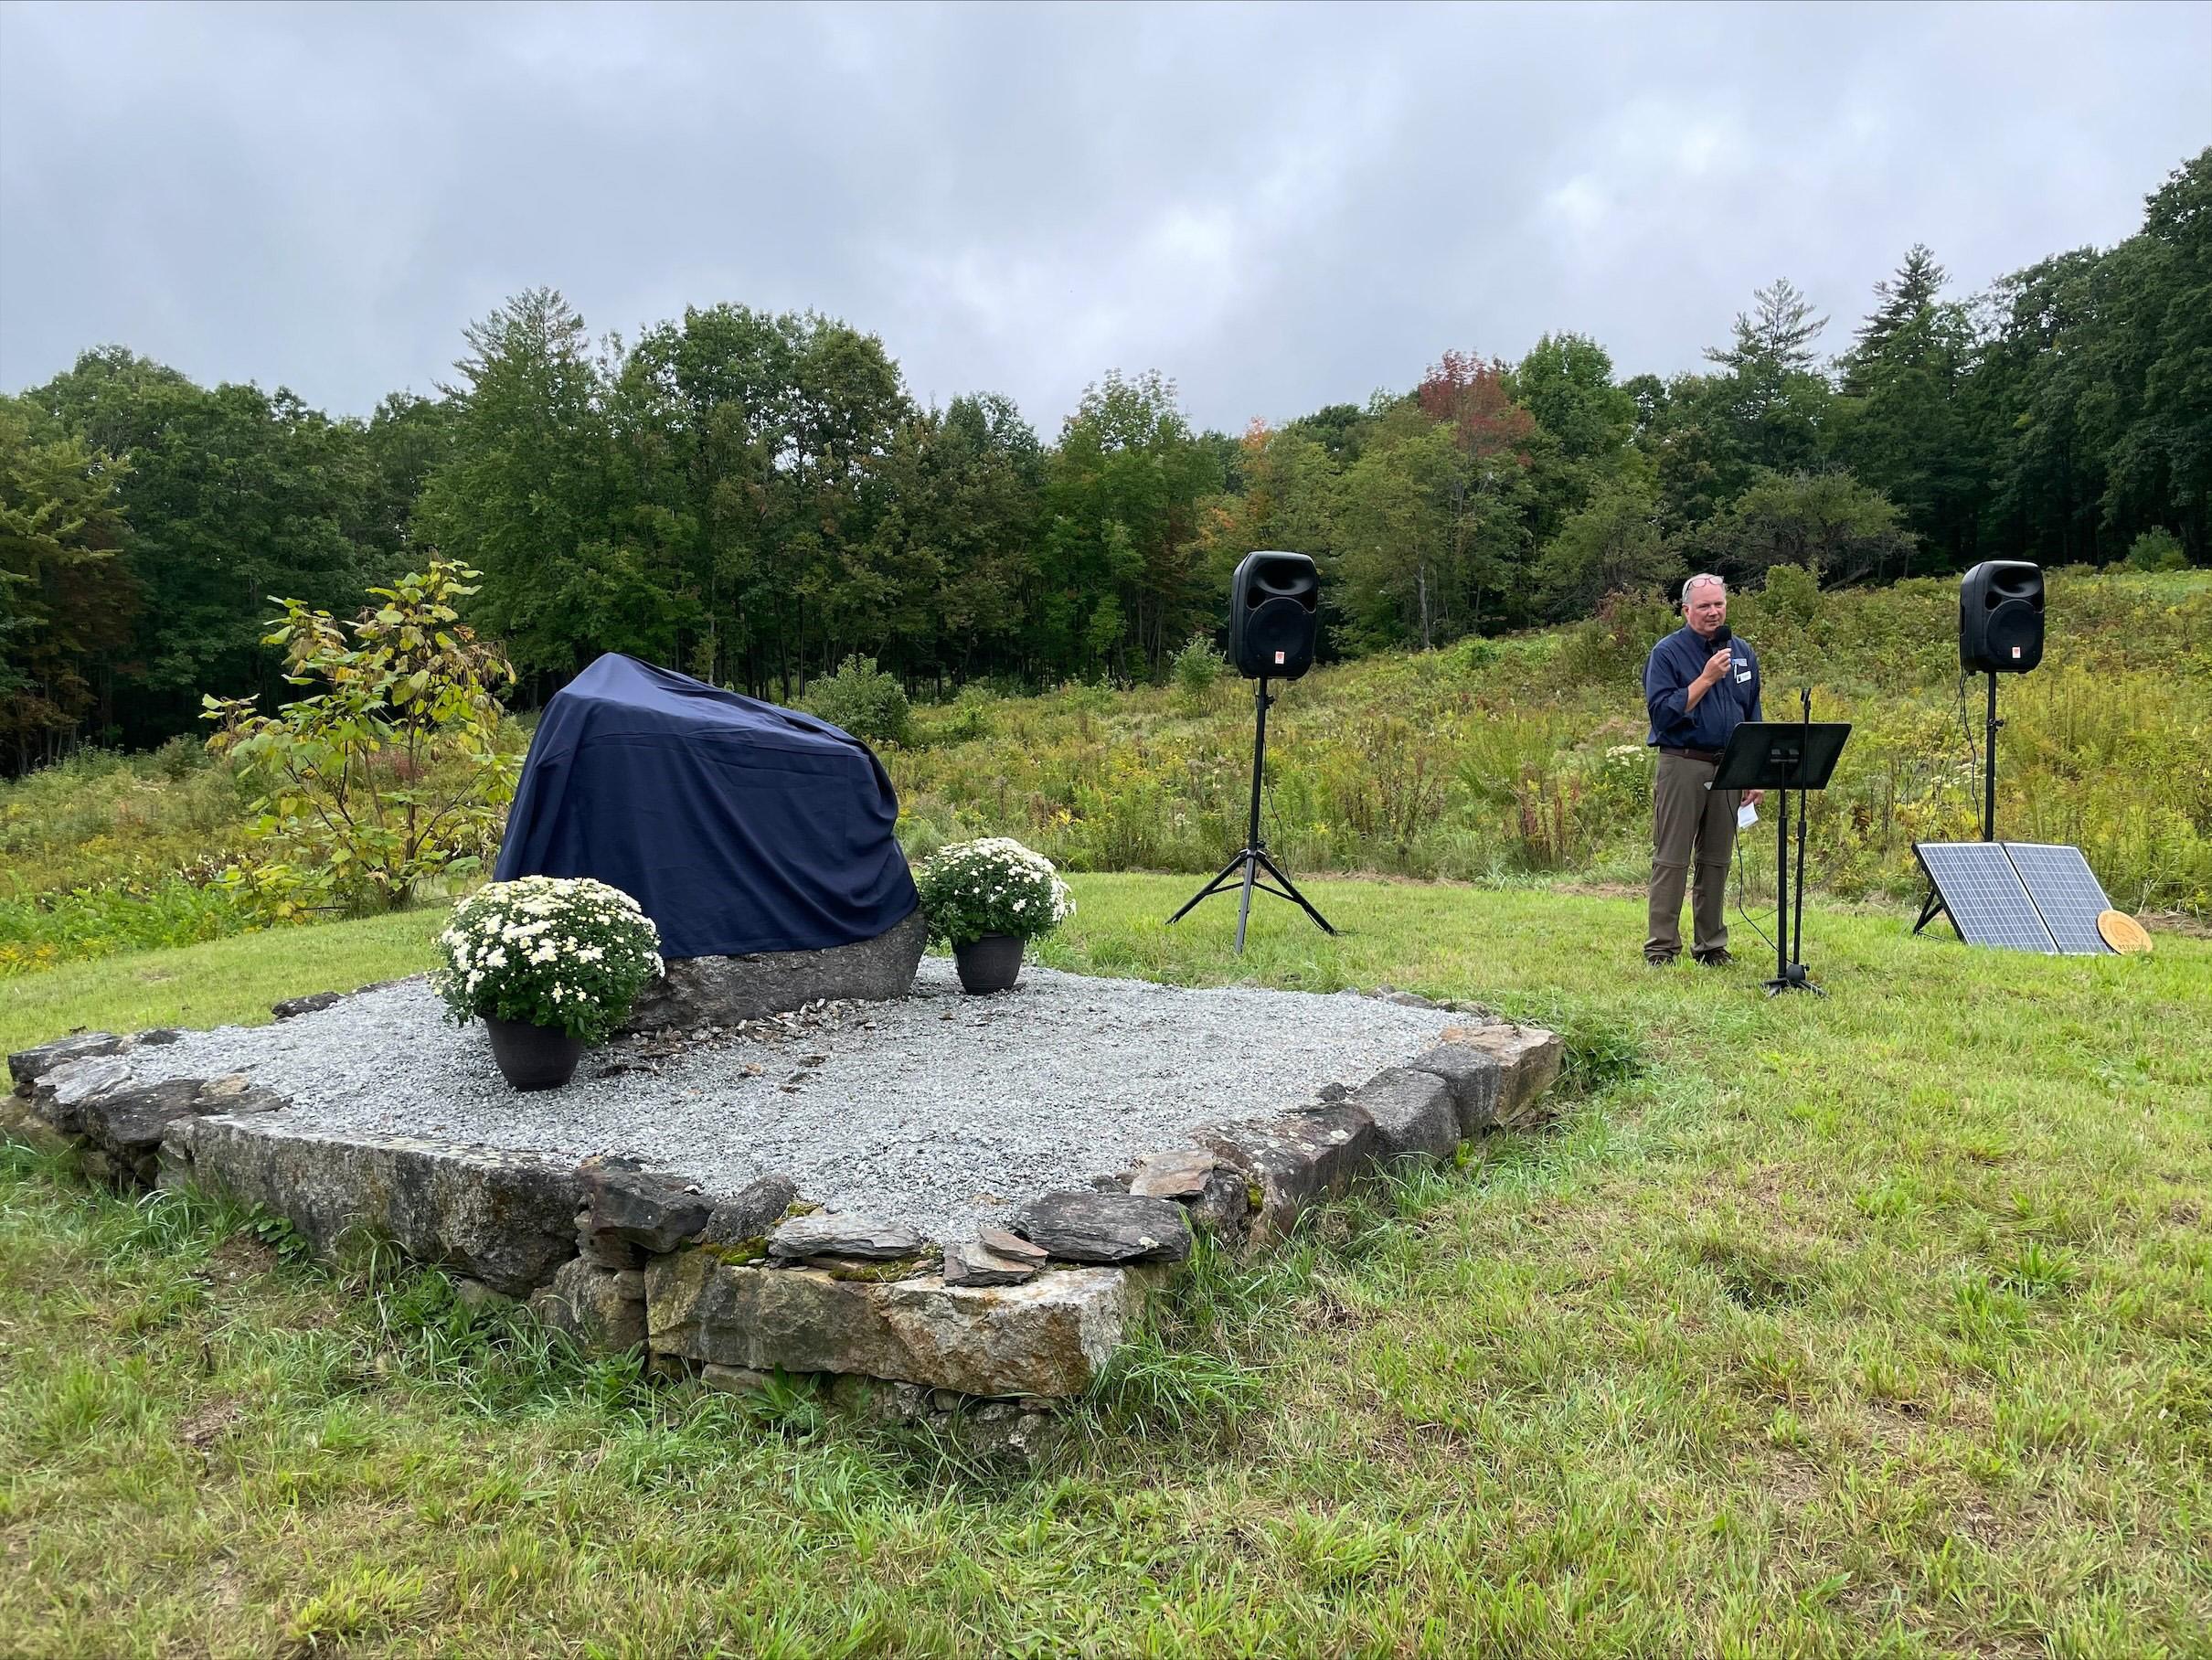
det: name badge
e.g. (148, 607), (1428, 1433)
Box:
(1734, 668), (1751, 684)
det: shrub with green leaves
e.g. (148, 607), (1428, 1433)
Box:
(433, 876), (663, 1044)
(202, 560), (519, 916)
(914, 837), (1073, 947)
(2127, 527), (2189, 572)
(803, 655), (912, 749)
(1170, 633), (1226, 701)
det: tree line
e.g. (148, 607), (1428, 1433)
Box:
(2, 148), (2204, 771)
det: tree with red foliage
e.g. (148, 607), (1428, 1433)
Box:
(1416, 350), (1537, 463)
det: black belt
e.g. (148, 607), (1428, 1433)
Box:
(1659, 746), (1724, 763)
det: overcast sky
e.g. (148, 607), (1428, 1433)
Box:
(3, 2), (2207, 435)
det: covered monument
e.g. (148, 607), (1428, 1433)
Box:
(494, 654), (924, 1028)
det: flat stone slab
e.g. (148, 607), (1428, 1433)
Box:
(164, 1113), (584, 1297)
(646, 1250), (1146, 1398)
(622, 910), (927, 1033)
(74, 959), (1471, 1242)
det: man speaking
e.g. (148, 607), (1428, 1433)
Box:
(1643, 573), (1763, 966)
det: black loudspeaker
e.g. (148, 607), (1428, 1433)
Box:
(1230, 551), (1319, 680)
(1959, 560), (2045, 674)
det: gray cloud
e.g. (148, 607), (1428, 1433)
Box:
(3, 1), (2207, 435)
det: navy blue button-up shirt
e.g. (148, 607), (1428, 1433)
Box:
(1644, 624), (1762, 750)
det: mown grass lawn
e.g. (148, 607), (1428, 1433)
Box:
(3, 877), (2207, 1657)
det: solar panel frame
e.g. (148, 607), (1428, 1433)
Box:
(1913, 842), (2058, 953)
(2003, 842), (2116, 956)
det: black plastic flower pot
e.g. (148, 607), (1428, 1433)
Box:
(483, 1015), (587, 1091)
(952, 933), (1024, 994)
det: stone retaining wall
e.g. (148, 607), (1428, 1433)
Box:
(5, 992), (1560, 1407)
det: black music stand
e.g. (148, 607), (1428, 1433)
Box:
(1712, 714), (1851, 996)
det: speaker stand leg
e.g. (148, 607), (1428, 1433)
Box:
(1252, 848), (1335, 936)
(1167, 851), (1250, 925)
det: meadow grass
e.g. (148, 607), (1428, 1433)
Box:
(3, 877), (2207, 1656)
(6, 569), (2207, 984)
(889, 569), (2212, 917)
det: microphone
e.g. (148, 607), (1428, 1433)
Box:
(1710, 624), (1732, 650)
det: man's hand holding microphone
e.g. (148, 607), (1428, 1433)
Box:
(1693, 629), (1760, 804)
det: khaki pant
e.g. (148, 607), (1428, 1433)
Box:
(1646, 752), (1739, 961)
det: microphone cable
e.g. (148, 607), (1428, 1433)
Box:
(1732, 801), (1781, 959)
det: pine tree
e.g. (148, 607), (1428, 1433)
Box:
(1707, 279), (1829, 378)
(1845, 245), (1951, 389)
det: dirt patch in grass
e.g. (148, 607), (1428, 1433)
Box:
(202, 1232), (282, 1286)
(176, 1395), (246, 1453)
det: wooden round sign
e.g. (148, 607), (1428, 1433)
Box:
(2096, 910), (2152, 954)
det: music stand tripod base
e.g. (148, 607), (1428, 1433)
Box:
(1710, 718), (1851, 999)
(1765, 963), (1824, 999)
(1168, 676), (1335, 955)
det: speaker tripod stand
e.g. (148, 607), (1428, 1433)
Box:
(1168, 677), (1335, 954)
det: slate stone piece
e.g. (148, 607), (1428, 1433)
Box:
(529, 1259), (647, 1351)
(1128, 1149), (1218, 1200)
(1197, 1100), (1379, 1248)
(768, 1212), (923, 1261)
(22, 1059), (287, 1186)
(165, 1114), (585, 1297)
(1439, 1022), (1566, 1129)
(579, 1156), (716, 1254)
(1182, 1163), (1256, 1245)
(698, 1175), (800, 1248)
(28, 1057), (141, 1137)
(1408, 1040), (1505, 1135)
(942, 1240), (1039, 1287)
(1349, 1067), (1459, 1162)
(80, 1074), (285, 1185)
(1014, 1190), (1192, 1264)
(975, 1227), (1048, 1266)
(576, 1218), (644, 1271)
(645, 1250), (1147, 1398)
(271, 992), (346, 1022)
(622, 908), (927, 1033)
(10, 1034), (128, 1095)
(1114, 1150), (1251, 1242)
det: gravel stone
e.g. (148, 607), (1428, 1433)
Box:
(90, 960), (1455, 1243)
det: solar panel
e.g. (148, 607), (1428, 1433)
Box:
(2004, 842), (2116, 956)
(1913, 843), (2056, 952)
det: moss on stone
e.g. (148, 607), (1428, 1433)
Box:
(815, 1254), (929, 1283)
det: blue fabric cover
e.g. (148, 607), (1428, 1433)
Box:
(493, 654), (917, 960)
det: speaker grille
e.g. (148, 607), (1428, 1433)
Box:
(1960, 560), (2045, 674)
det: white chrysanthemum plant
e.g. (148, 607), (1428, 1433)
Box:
(914, 837), (1075, 948)
(433, 877), (664, 1045)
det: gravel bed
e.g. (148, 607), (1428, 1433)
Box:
(105, 961), (1458, 1241)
